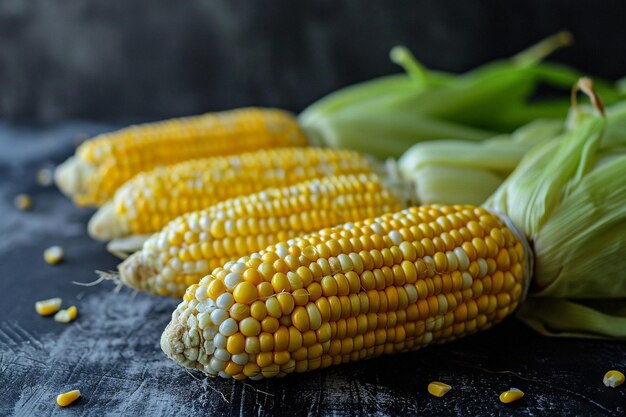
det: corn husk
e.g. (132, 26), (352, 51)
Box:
(398, 119), (563, 205)
(485, 80), (626, 339)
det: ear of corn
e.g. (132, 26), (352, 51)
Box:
(161, 205), (527, 379)
(55, 108), (308, 207)
(119, 173), (406, 297)
(88, 148), (373, 241)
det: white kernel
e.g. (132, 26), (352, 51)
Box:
(195, 286), (208, 302)
(405, 284), (418, 304)
(224, 272), (242, 290)
(477, 258), (488, 278)
(186, 315), (197, 329)
(213, 333), (227, 349)
(197, 312), (211, 329)
(204, 340), (215, 355)
(232, 353), (249, 366)
(337, 253), (353, 272)
(209, 357), (226, 372)
(216, 293), (234, 309)
(219, 318), (238, 336)
(213, 348), (231, 362)
(183, 262), (195, 273)
(184, 347), (199, 361)
(203, 327), (218, 340)
(225, 220), (235, 236)
(276, 246), (288, 258)
(388, 230), (402, 245)
(170, 258), (182, 271)
(454, 247), (470, 271)
(370, 223), (384, 235)
(231, 262), (246, 273)
(210, 308), (228, 325)
(445, 251), (458, 272)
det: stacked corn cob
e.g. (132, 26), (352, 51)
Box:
(161, 205), (527, 379)
(55, 108), (308, 207)
(88, 148), (374, 241)
(119, 173), (407, 297)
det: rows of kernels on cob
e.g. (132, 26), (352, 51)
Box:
(119, 173), (406, 297)
(161, 205), (526, 379)
(55, 108), (308, 207)
(88, 148), (373, 241)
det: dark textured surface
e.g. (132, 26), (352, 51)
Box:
(1, 123), (626, 416)
(1, 0), (626, 122)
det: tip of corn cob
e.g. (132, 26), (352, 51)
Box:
(161, 319), (192, 368)
(118, 253), (156, 292)
(55, 156), (93, 200)
(88, 203), (129, 241)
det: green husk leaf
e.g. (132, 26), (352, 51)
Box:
(485, 79), (626, 339)
(398, 119), (563, 204)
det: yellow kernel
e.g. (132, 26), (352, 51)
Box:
(56, 389), (81, 407)
(54, 305), (78, 323)
(229, 303), (250, 321)
(233, 282), (257, 304)
(227, 333), (246, 354)
(292, 306), (310, 332)
(250, 301), (267, 320)
(207, 279), (226, 299)
(261, 316), (279, 333)
(499, 388), (524, 403)
(271, 272), (290, 293)
(427, 381), (451, 397)
(274, 326), (290, 351)
(265, 297), (282, 318)
(239, 317), (261, 337)
(14, 193), (32, 211)
(292, 288), (309, 306)
(44, 246), (64, 265)
(277, 293), (295, 315)
(35, 298), (62, 316)
(603, 370), (625, 388)
(243, 268), (263, 285)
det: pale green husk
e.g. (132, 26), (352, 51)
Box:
(398, 119), (563, 205)
(485, 98), (626, 339)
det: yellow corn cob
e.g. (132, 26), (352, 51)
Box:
(119, 173), (406, 297)
(88, 148), (373, 241)
(161, 205), (527, 379)
(55, 108), (308, 207)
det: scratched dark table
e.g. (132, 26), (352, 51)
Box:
(1, 122), (625, 417)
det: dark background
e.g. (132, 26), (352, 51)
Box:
(1, 0), (626, 123)
(2, 3), (626, 416)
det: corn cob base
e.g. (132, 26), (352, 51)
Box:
(161, 205), (528, 380)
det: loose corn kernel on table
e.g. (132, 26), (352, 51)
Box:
(1, 122), (625, 416)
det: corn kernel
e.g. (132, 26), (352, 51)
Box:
(54, 306), (78, 323)
(56, 389), (80, 407)
(603, 370), (625, 388)
(14, 194), (32, 211)
(35, 298), (62, 316)
(499, 388), (524, 403)
(44, 246), (64, 265)
(37, 167), (54, 186)
(428, 381), (451, 397)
